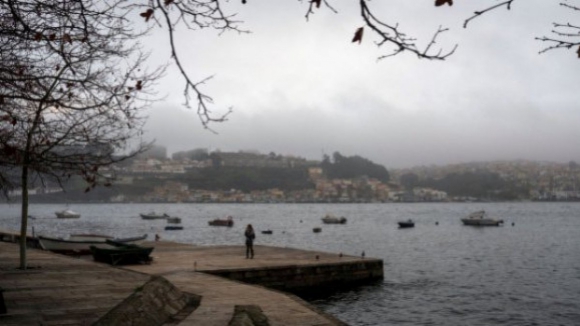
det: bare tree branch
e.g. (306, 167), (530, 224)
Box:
(359, 1), (456, 60)
(464, 1), (516, 29)
(536, 2), (580, 55)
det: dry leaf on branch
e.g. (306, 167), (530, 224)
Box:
(435, 0), (453, 6)
(352, 27), (364, 44)
(140, 9), (154, 22)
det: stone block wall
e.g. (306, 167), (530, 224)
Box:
(206, 259), (384, 294)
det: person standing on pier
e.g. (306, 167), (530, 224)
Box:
(245, 224), (255, 259)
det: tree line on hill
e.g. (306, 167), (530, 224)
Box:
(400, 171), (530, 200)
(321, 152), (390, 183)
(3, 152), (534, 202)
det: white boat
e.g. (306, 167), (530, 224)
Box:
(38, 233), (148, 254)
(55, 209), (81, 219)
(461, 210), (504, 226)
(140, 211), (169, 220)
(321, 214), (347, 224)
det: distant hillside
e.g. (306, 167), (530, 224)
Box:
(179, 166), (314, 192)
(321, 152), (390, 183)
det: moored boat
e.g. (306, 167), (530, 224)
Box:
(261, 230), (273, 235)
(461, 210), (504, 226)
(398, 219), (415, 228)
(55, 209), (81, 219)
(166, 216), (182, 224)
(208, 216), (234, 227)
(38, 233), (148, 254)
(321, 214), (347, 224)
(140, 211), (169, 220)
(164, 225), (183, 231)
(90, 240), (154, 266)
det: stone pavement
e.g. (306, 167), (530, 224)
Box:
(0, 241), (150, 325)
(0, 240), (351, 325)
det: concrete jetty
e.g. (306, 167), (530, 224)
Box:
(0, 234), (383, 325)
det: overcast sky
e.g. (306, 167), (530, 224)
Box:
(142, 0), (580, 169)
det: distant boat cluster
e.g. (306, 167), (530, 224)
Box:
(37, 207), (506, 262)
(397, 210), (505, 229)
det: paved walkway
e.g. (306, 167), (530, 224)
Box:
(0, 241), (349, 325)
(122, 241), (353, 325)
(0, 242), (150, 325)
(126, 241), (364, 274)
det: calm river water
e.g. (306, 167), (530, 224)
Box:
(1, 202), (579, 326)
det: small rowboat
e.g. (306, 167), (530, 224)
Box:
(461, 210), (504, 226)
(90, 240), (154, 266)
(321, 214), (347, 224)
(55, 209), (81, 219)
(208, 216), (234, 227)
(166, 216), (182, 224)
(38, 234), (147, 255)
(140, 212), (169, 220)
(164, 225), (183, 231)
(398, 219), (415, 228)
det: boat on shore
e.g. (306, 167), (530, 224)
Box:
(55, 209), (81, 219)
(140, 212), (169, 220)
(461, 210), (504, 226)
(38, 233), (148, 254)
(398, 219), (415, 228)
(208, 216), (234, 227)
(90, 240), (154, 266)
(322, 214), (347, 224)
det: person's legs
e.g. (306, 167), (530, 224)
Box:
(250, 244), (254, 259)
(246, 244), (250, 258)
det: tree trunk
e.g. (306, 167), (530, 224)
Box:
(19, 165), (29, 270)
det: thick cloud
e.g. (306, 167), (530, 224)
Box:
(143, 1), (580, 168)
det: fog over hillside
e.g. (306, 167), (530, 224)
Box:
(142, 1), (579, 169)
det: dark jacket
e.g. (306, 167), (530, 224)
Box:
(245, 229), (255, 245)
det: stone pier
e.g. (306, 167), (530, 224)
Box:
(0, 232), (383, 325)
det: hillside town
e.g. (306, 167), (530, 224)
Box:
(9, 146), (580, 203)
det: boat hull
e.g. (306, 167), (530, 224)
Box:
(55, 211), (81, 219)
(321, 216), (347, 224)
(461, 219), (503, 226)
(208, 219), (233, 227)
(140, 213), (167, 220)
(398, 222), (415, 228)
(90, 243), (154, 266)
(38, 234), (147, 254)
